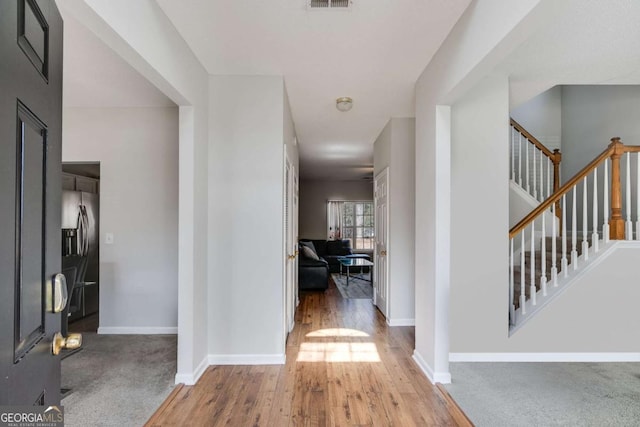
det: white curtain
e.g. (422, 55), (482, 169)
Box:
(327, 201), (344, 240)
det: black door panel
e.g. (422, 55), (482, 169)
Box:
(1, 0), (63, 405)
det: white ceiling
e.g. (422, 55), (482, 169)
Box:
(498, 0), (640, 108)
(155, 0), (471, 180)
(61, 10), (175, 108)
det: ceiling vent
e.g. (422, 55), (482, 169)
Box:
(308, 0), (351, 10)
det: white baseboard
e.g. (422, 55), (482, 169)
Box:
(174, 353), (286, 386)
(174, 355), (208, 386)
(449, 353), (640, 362)
(412, 350), (451, 384)
(208, 353), (286, 365)
(386, 318), (415, 327)
(97, 326), (178, 335)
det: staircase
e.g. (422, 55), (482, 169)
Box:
(509, 122), (640, 333)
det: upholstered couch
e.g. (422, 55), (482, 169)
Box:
(300, 239), (353, 273)
(298, 239), (372, 291)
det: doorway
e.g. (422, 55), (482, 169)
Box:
(61, 162), (100, 335)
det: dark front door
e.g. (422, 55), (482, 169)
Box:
(0, 0), (63, 405)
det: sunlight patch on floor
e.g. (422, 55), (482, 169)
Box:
(305, 328), (370, 338)
(296, 342), (381, 362)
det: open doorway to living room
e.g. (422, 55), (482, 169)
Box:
(297, 180), (376, 303)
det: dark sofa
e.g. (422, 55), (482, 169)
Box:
(298, 239), (372, 291)
(301, 239), (353, 273)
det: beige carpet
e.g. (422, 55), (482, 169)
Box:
(61, 333), (176, 426)
(331, 273), (373, 299)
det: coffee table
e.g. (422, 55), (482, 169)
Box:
(338, 257), (374, 286)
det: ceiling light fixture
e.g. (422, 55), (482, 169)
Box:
(336, 97), (353, 112)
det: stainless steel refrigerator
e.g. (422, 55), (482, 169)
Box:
(61, 190), (99, 320)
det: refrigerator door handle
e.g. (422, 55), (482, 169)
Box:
(76, 209), (84, 256)
(81, 205), (89, 256)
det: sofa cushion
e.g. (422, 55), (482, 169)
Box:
(299, 240), (318, 257)
(310, 239), (327, 256)
(301, 245), (320, 261)
(326, 239), (352, 256)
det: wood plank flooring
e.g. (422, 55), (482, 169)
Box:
(146, 279), (472, 426)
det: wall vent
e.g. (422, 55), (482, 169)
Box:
(308, 0), (351, 10)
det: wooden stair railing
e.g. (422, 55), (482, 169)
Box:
(508, 137), (640, 328)
(510, 118), (562, 208)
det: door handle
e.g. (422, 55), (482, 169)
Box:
(48, 273), (68, 313)
(52, 332), (82, 355)
(380, 250), (387, 256)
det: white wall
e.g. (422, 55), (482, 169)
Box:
(562, 85), (640, 179)
(452, 245), (640, 354)
(59, 0), (211, 384)
(449, 76), (510, 353)
(298, 180), (373, 240)
(62, 107), (179, 331)
(558, 85), (640, 234)
(414, 0), (547, 383)
(374, 118), (416, 325)
(511, 85), (562, 151)
(208, 75), (288, 361)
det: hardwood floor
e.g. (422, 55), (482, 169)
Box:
(146, 280), (472, 426)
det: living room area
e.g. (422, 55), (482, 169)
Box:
(297, 179), (374, 297)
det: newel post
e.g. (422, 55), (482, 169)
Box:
(609, 137), (625, 239)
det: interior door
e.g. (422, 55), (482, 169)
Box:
(284, 158), (295, 334)
(374, 168), (389, 318)
(293, 167), (299, 308)
(0, 0), (64, 405)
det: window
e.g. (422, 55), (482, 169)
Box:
(342, 201), (374, 250)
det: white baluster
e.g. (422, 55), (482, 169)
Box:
(518, 134), (523, 186)
(520, 231), (526, 313)
(539, 150), (544, 201)
(547, 158), (552, 199)
(510, 239), (515, 324)
(604, 159), (610, 243)
(582, 176), (589, 260)
(511, 128), (515, 181)
(525, 139), (530, 194)
(592, 167), (599, 253)
(561, 194), (568, 277)
(627, 152), (632, 240)
(571, 187), (578, 269)
(533, 146), (537, 200)
(530, 219), (536, 306)
(551, 203), (558, 287)
(636, 153), (640, 240)
(540, 211), (547, 297)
